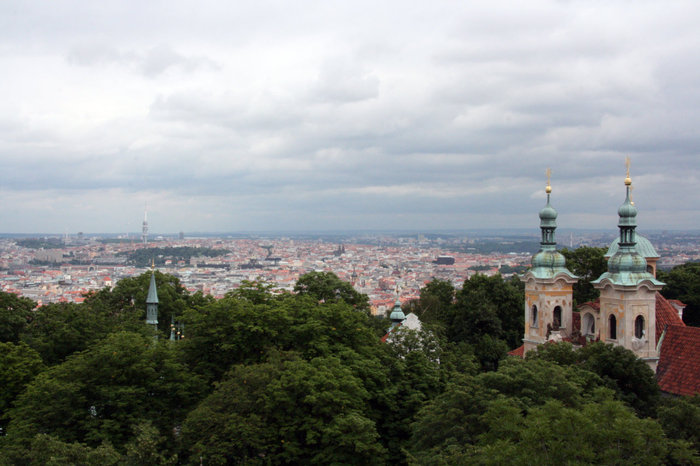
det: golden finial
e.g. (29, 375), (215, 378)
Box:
(624, 156), (632, 186)
(545, 168), (552, 194)
(151, 258), (155, 270)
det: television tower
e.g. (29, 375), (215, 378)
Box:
(142, 204), (149, 245)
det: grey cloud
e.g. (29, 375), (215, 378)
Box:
(66, 43), (218, 77)
(311, 60), (380, 103)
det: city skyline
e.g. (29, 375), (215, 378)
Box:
(2, 1), (700, 233)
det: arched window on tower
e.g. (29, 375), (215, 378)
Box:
(531, 305), (538, 328)
(609, 314), (617, 340)
(583, 313), (595, 336)
(553, 306), (562, 330)
(635, 315), (645, 339)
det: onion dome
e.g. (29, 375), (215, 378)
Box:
(389, 297), (405, 323)
(539, 186), (558, 226)
(606, 234), (659, 259)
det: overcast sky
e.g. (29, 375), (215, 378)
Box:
(1, 1), (699, 234)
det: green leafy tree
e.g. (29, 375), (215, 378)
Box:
(528, 341), (661, 418)
(12, 434), (122, 466)
(5, 332), (205, 456)
(227, 279), (280, 305)
(409, 357), (691, 465)
(0, 291), (36, 343)
(658, 262), (700, 326)
(0, 341), (45, 434)
(560, 246), (608, 306)
(454, 274), (523, 349)
(658, 395), (700, 453)
(294, 271), (370, 311)
(83, 271), (204, 337)
(21, 302), (119, 365)
(181, 353), (386, 465)
(465, 399), (680, 465)
(412, 279), (455, 326)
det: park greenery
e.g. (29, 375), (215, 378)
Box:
(117, 246), (230, 267)
(0, 264), (698, 464)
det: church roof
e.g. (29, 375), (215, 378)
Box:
(508, 344), (525, 357)
(655, 292), (685, 345)
(606, 234), (659, 259)
(146, 272), (159, 304)
(657, 325), (700, 396)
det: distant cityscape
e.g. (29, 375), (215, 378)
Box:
(2, 229), (699, 314)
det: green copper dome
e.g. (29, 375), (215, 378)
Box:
(532, 250), (566, 269)
(606, 234), (659, 259)
(539, 202), (557, 225)
(389, 298), (405, 323)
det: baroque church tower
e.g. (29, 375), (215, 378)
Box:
(591, 161), (664, 368)
(521, 172), (577, 354)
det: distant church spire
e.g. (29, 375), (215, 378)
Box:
(146, 264), (159, 334)
(142, 203), (149, 245)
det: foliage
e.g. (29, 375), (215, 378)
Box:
(447, 274), (523, 369)
(181, 353), (386, 465)
(83, 271), (208, 338)
(0, 341), (45, 434)
(117, 246), (229, 267)
(409, 357), (693, 465)
(21, 302), (125, 365)
(411, 278), (455, 326)
(5, 332), (205, 455)
(658, 395), (700, 452)
(658, 262), (700, 326)
(227, 279), (281, 305)
(294, 271), (370, 311)
(15, 238), (64, 249)
(560, 246), (608, 306)
(3, 434), (122, 466)
(0, 291), (36, 343)
(528, 341), (661, 418)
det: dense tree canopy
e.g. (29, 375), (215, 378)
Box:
(0, 291), (36, 343)
(294, 271), (370, 311)
(560, 246), (608, 306)
(658, 261), (700, 326)
(1, 271), (697, 464)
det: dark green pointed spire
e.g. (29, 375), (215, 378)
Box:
(146, 271), (158, 326)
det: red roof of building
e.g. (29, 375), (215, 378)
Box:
(508, 344), (525, 357)
(656, 325), (700, 396)
(579, 301), (600, 311)
(655, 292), (686, 345)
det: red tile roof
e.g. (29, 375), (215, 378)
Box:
(508, 344), (524, 357)
(657, 325), (700, 396)
(656, 292), (686, 345)
(579, 301), (600, 311)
